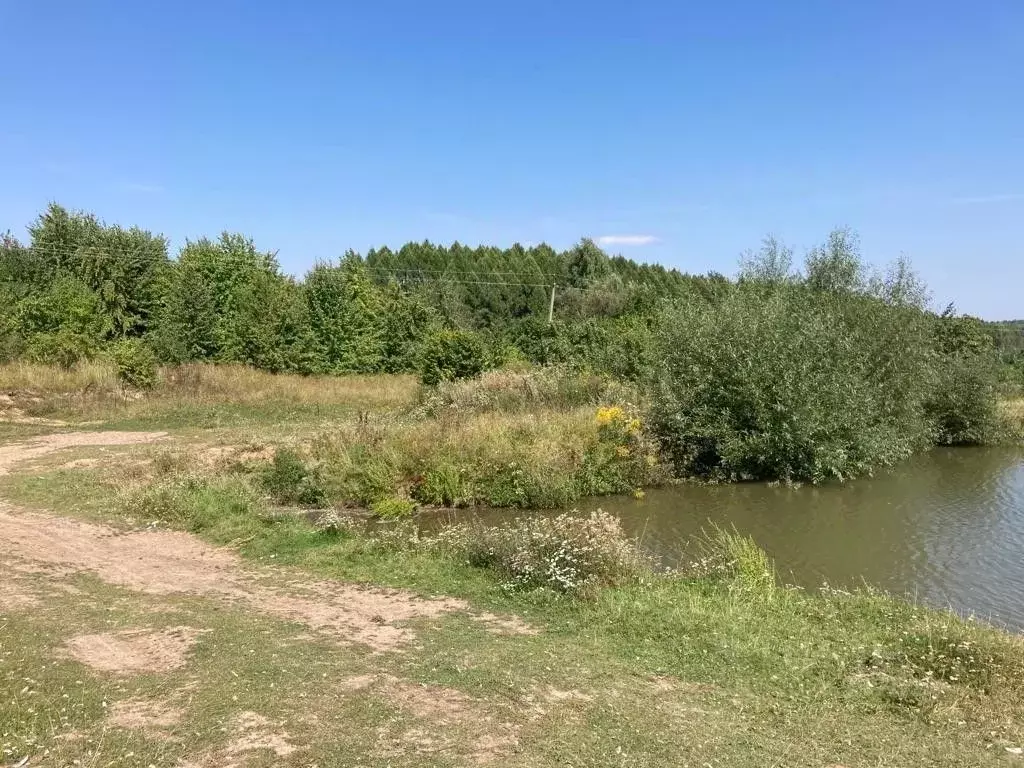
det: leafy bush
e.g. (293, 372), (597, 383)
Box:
(926, 354), (1002, 445)
(436, 510), (650, 596)
(25, 330), (97, 370)
(413, 462), (470, 506)
(261, 448), (327, 506)
(111, 338), (159, 389)
(419, 329), (486, 386)
(926, 310), (1004, 445)
(576, 405), (667, 496)
(370, 496), (417, 519)
(651, 285), (933, 483)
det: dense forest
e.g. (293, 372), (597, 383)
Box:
(0, 203), (727, 376)
(1, 203), (1018, 483)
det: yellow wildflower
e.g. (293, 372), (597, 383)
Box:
(615, 445), (631, 458)
(596, 406), (625, 426)
(633, 489), (646, 500)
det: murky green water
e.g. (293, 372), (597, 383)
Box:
(464, 447), (1024, 631)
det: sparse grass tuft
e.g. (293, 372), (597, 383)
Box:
(697, 525), (778, 601)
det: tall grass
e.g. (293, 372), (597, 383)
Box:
(301, 402), (666, 510)
(1001, 398), (1024, 438)
(417, 365), (637, 416)
(0, 360), (119, 393)
(0, 361), (420, 419)
(158, 364), (418, 409)
(696, 526), (778, 601)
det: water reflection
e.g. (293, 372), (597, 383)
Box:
(457, 448), (1024, 631)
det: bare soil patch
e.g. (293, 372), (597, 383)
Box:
(107, 695), (185, 736)
(0, 576), (39, 612)
(0, 504), (465, 651)
(178, 711), (297, 768)
(197, 443), (275, 470)
(0, 431), (168, 476)
(472, 611), (539, 636)
(65, 626), (205, 675)
(61, 457), (101, 469)
(344, 674), (520, 764)
(266, 579), (467, 651)
(0, 431), (527, 653)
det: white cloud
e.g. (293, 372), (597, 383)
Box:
(594, 234), (659, 247)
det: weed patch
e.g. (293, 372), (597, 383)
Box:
(261, 448), (327, 506)
(434, 510), (651, 597)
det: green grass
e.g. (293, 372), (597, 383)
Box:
(3, 458), (1024, 766)
(2, 363), (666, 510)
(2, 371), (1024, 765)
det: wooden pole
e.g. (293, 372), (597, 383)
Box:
(548, 284), (556, 324)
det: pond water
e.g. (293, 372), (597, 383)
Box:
(462, 447), (1024, 631)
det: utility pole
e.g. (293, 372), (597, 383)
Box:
(548, 284), (556, 324)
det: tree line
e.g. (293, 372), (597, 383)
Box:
(0, 203), (1014, 482)
(0, 203), (724, 375)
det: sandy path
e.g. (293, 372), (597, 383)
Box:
(0, 432), (469, 651)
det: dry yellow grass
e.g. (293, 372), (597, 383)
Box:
(0, 360), (119, 393)
(0, 362), (420, 419)
(158, 364), (419, 409)
(401, 406), (596, 470)
(1002, 398), (1024, 434)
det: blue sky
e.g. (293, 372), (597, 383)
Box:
(1, 0), (1021, 318)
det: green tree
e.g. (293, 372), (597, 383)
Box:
(651, 284), (934, 483)
(305, 255), (384, 373)
(16, 277), (106, 367)
(419, 329), (486, 385)
(26, 203), (169, 337)
(378, 283), (438, 373)
(926, 306), (1002, 444)
(221, 271), (315, 373)
(149, 260), (218, 362)
(804, 228), (864, 294)
(739, 236), (795, 284)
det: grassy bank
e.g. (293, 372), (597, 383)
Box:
(0, 360), (419, 428)
(0, 362), (667, 510)
(2, 438), (1024, 766)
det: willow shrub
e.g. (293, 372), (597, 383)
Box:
(650, 285), (935, 483)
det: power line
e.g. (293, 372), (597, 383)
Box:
(1, 245), (568, 288)
(5, 244), (564, 279)
(2, 244), (675, 295)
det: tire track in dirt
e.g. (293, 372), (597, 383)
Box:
(0, 432), (477, 651)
